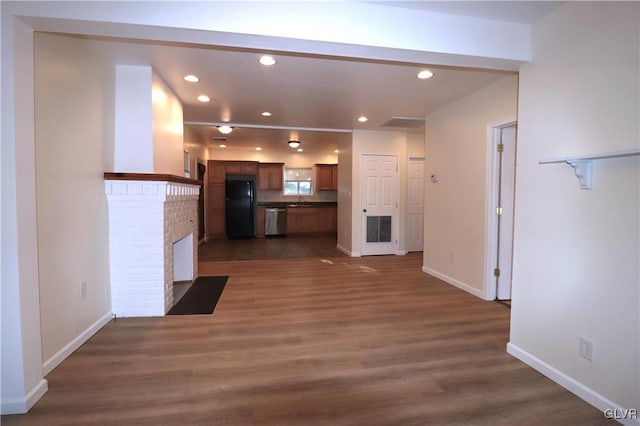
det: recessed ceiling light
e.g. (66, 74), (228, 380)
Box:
(261, 111), (272, 117)
(197, 95), (210, 102)
(259, 55), (276, 66)
(219, 144), (226, 148)
(417, 70), (434, 79)
(297, 148), (303, 152)
(358, 116), (368, 122)
(256, 147), (262, 151)
(184, 74), (199, 83)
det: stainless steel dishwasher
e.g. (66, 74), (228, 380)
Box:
(265, 207), (287, 236)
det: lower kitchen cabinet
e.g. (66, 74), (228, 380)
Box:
(317, 206), (337, 233)
(256, 207), (265, 238)
(287, 206), (336, 235)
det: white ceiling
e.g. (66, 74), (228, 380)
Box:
(75, 1), (561, 155)
(371, 1), (563, 24)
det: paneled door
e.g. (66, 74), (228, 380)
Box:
(406, 157), (424, 252)
(361, 154), (398, 256)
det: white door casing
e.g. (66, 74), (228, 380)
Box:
(496, 125), (517, 300)
(361, 154), (398, 256)
(406, 157), (425, 252)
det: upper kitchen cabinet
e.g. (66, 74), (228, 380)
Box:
(258, 163), (284, 191)
(315, 164), (338, 191)
(209, 160), (226, 184)
(226, 161), (258, 175)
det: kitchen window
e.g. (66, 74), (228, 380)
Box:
(284, 167), (313, 195)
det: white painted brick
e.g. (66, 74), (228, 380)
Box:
(105, 179), (199, 317)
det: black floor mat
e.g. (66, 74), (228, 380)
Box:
(167, 276), (228, 315)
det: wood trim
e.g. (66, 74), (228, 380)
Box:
(104, 172), (202, 186)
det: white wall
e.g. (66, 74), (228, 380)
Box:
(351, 130), (408, 256)
(422, 76), (518, 297)
(1, 17), (47, 415)
(337, 137), (354, 254)
(34, 33), (114, 371)
(183, 126), (210, 176)
(407, 132), (425, 158)
(114, 65), (153, 173)
(152, 72), (183, 175)
(509, 2), (639, 413)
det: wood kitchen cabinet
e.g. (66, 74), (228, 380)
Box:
(316, 164), (338, 191)
(287, 208), (318, 234)
(317, 206), (337, 233)
(209, 161), (226, 184)
(256, 207), (265, 238)
(226, 161), (258, 175)
(287, 206), (336, 235)
(206, 183), (225, 238)
(257, 163), (284, 191)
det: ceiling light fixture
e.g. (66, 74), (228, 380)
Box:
(197, 95), (210, 102)
(184, 75), (199, 83)
(259, 55), (276, 66)
(417, 70), (434, 79)
(358, 116), (368, 122)
(217, 125), (233, 135)
(288, 140), (301, 149)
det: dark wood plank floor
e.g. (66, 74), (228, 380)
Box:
(2, 253), (612, 425)
(198, 235), (346, 261)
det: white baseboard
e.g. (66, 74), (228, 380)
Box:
(337, 244), (360, 257)
(507, 343), (640, 425)
(421, 266), (485, 299)
(1, 379), (48, 415)
(43, 311), (112, 376)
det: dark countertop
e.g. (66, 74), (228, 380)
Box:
(258, 201), (337, 208)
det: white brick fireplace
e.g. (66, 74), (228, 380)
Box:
(105, 174), (200, 317)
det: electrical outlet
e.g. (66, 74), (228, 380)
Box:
(81, 281), (87, 298)
(580, 336), (595, 361)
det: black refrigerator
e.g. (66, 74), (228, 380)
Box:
(225, 174), (256, 238)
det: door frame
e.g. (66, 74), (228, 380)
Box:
(406, 156), (425, 253)
(484, 119), (517, 301)
(360, 153), (400, 256)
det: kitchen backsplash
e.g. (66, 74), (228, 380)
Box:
(257, 190), (337, 203)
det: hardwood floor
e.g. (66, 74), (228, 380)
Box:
(198, 235), (346, 261)
(2, 254), (612, 425)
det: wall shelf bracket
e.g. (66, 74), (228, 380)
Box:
(567, 160), (592, 189)
(539, 148), (639, 190)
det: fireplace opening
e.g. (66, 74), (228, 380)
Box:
(172, 233), (194, 304)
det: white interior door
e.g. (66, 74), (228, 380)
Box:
(496, 125), (517, 300)
(406, 157), (424, 252)
(361, 154), (398, 256)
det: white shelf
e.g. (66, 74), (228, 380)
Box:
(539, 148), (639, 189)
